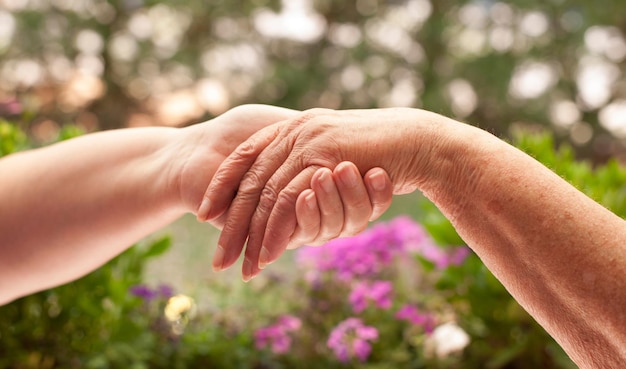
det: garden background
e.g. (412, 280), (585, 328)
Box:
(1, 0), (626, 368)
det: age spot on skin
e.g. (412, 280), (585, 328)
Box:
(487, 199), (503, 215)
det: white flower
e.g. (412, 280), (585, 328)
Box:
(425, 322), (470, 358)
(164, 294), (195, 322)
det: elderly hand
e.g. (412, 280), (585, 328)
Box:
(177, 104), (298, 216)
(179, 105), (393, 267)
(198, 108), (445, 280)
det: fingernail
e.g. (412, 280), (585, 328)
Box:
(339, 165), (359, 188)
(320, 170), (334, 193)
(212, 245), (225, 272)
(259, 246), (274, 269)
(370, 170), (386, 192)
(197, 197), (211, 222)
(242, 258), (253, 282)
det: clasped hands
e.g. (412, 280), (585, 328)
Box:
(196, 106), (434, 281)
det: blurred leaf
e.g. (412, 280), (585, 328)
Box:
(57, 124), (85, 141)
(486, 336), (528, 369)
(143, 236), (172, 259)
(0, 120), (28, 156)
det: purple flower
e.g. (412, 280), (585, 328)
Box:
(349, 280), (393, 313)
(157, 284), (174, 299)
(129, 284), (174, 302)
(327, 318), (378, 362)
(395, 304), (436, 333)
(129, 284), (158, 301)
(255, 315), (302, 354)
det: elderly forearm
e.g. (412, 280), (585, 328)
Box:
(418, 117), (626, 368)
(0, 127), (189, 304)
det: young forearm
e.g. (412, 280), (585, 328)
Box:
(419, 119), (626, 368)
(0, 104), (324, 304)
(0, 128), (190, 304)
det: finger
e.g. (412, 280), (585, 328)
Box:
(310, 167), (345, 243)
(364, 167), (393, 221)
(332, 161), (373, 236)
(198, 124), (280, 223)
(208, 212), (228, 230)
(210, 126), (297, 272)
(212, 167), (279, 272)
(210, 116), (319, 272)
(287, 189), (321, 249)
(245, 166), (319, 280)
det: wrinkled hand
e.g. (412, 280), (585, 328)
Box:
(199, 108), (432, 280)
(178, 105), (393, 266)
(178, 104), (298, 225)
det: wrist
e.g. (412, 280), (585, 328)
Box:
(168, 122), (222, 214)
(378, 108), (462, 195)
(414, 113), (503, 210)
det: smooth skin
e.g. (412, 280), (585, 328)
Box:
(201, 107), (626, 369)
(0, 105), (393, 305)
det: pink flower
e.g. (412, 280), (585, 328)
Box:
(327, 318), (378, 362)
(348, 280), (393, 313)
(395, 304), (436, 333)
(254, 315), (302, 354)
(296, 216), (432, 281)
(296, 216), (471, 282)
(419, 244), (472, 269)
(0, 97), (22, 116)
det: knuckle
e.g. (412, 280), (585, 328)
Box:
(233, 140), (257, 160)
(287, 110), (316, 131)
(274, 190), (298, 214)
(261, 186), (280, 204)
(208, 169), (228, 188)
(297, 136), (342, 170)
(238, 170), (266, 193)
(302, 107), (333, 117)
(221, 219), (240, 237)
(290, 109), (332, 133)
(297, 108), (321, 122)
(255, 187), (279, 216)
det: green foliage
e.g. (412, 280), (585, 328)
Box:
(0, 236), (173, 369)
(513, 129), (626, 217)
(56, 124), (86, 142)
(0, 120), (28, 156)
